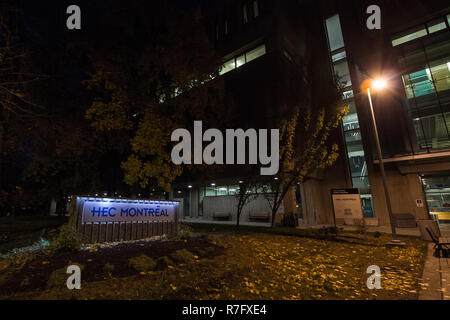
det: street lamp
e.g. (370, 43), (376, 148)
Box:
(366, 78), (403, 245)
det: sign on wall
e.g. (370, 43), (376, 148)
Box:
(69, 196), (180, 244)
(331, 189), (363, 223)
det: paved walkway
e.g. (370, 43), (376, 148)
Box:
(297, 224), (450, 237)
(419, 243), (449, 300)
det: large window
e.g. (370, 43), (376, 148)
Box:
(392, 13), (450, 47)
(400, 53), (450, 151)
(219, 44), (266, 75)
(325, 15), (374, 218)
(325, 15), (345, 52)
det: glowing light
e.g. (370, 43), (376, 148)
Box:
(372, 78), (387, 91)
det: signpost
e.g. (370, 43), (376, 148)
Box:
(331, 189), (364, 226)
(69, 196), (180, 244)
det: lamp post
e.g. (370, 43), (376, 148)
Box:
(366, 79), (403, 245)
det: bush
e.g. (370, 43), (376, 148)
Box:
(170, 249), (195, 263)
(103, 263), (115, 274)
(128, 254), (156, 272)
(179, 223), (193, 239)
(156, 256), (173, 269)
(48, 224), (82, 253)
(47, 263), (84, 289)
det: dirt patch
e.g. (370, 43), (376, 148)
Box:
(0, 237), (224, 296)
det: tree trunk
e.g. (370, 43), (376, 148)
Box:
(282, 186), (298, 228)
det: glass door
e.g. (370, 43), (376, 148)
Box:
(421, 174), (450, 224)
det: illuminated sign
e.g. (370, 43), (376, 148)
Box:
(81, 198), (178, 223)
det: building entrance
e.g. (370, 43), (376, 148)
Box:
(421, 174), (450, 224)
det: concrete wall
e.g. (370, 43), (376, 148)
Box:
(368, 168), (429, 226)
(202, 194), (284, 223)
(300, 156), (353, 226)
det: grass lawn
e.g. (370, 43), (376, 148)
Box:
(0, 216), (68, 254)
(0, 222), (428, 300)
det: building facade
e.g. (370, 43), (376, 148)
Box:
(172, 0), (450, 230)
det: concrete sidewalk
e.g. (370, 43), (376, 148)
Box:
(419, 243), (449, 300)
(297, 224), (450, 237)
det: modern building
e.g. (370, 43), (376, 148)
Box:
(172, 0), (450, 231)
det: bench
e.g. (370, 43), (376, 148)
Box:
(249, 212), (270, 222)
(393, 213), (417, 228)
(425, 226), (449, 266)
(213, 212), (231, 221)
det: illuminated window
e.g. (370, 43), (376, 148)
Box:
(217, 187), (228, 196)
(219, 44), (266, 75)
(427, 18), (447, 34)
(246, 44), (266, 63)
(243, 4), (248, 23)
(205, 187), (216, 197)
(253, 0), (259, 17)
(228, 186), (238, 195)
(430, 58), (450, 93)
(332, 50), (346, 63)
(220, 59), (236, 75)
(392, 27), (427, 46)
(325, 15), (345, 52)
(333, 60), (352, 88)
(236, 54), (246, 68)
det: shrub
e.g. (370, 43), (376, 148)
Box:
(48, 224), (82, 253)
(128, 254), (156, 272)
(179, 223), (193, 239)
(103, 263), (115, 274)
(47, 263), (84, 289)
(170, 249), (195, 263)
(156, 256), (173, 269)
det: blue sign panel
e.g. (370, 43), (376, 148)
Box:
(81, 198), (178, 223)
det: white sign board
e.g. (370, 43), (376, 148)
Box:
(331, 189), (363, 222)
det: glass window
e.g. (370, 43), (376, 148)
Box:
(392, 27), (427, 46)
(333, 60), (352, 88)
(427, 18), (447, 34)
(217, 186), (228, 196)
(246, 44), (266, 63)
(447, 14), (450, 27)
(361, 195), (375, 218)
(220, 58), (236, 75)
(243, 4), (248, 23)
(414, 113), (450, 150)
(402, 69), (435, 98)
(425, 41), (450, 62)
(429, 58), (450, 94)
(343, 90), (354, 100)
(325, 15), (345, 52)
(343, 101), (359, 131)
(352, 176), (371, 193)
(236, 54), (246, 68)
(253, 0), (259, 17)
(199, 188), (204, 216)
(332, 50), (346, 63)
(228, 185), (238, 195)
(205, 187), (216, 197)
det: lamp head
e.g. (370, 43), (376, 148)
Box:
(372, 78), (387, 91)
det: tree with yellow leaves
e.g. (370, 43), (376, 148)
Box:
(84, 2), (224, 193)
